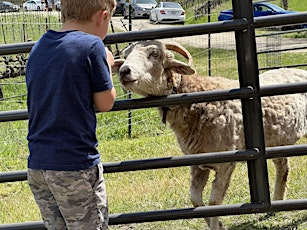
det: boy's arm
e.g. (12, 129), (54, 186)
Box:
(94, 47), (116, 112)
(94, 87), (116, 112)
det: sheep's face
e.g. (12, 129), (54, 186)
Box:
(113, 40), (195, 97)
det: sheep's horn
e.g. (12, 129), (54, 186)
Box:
(165, 42), (193, 66)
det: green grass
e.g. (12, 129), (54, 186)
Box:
(1, 2), (307, 229)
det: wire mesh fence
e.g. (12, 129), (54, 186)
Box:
(1, 10), (307, 138)
(1, 5), (307, 228)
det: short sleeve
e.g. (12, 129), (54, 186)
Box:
(87, 40), (114, 93)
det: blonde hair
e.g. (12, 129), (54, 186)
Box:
(61, 0), (116, 22)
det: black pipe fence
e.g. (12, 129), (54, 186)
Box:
(1, 1), (307, 229)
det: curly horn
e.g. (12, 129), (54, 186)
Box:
(164, 41), (193, 66)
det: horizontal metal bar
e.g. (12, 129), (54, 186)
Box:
(2, 81), (307, 122)
(0, 41), (35, 56)
(104, 19), (248, 44)
(109, 199), (307, 225)
(0, 87), (254, 122)
(256, 27), (307, 37)
(254, 12), (307, 29)
(103, 148), (259, 173)
(0, 149), (259, 183)
(2, 144), (307, 183)
(0, 109), (28, 122)
(0, 221), (45, 230)
(0, 19), (248, 56)
(112, 87), (254, 111)
(0, 170), (27, 183)
(1, 13), (306, 56)
(266, 144), (307, 158)
(260, 82), (307, 97)
(257, 46), (307, 54)
(1, 199), (306, 229)
(259, 64), (307, 71)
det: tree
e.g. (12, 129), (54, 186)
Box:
(281, 0), (288, 10)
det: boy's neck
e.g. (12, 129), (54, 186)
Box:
(59, 21), (94, 34)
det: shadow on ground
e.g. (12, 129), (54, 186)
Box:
(228, 212), (307, 230)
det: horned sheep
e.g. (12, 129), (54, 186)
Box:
(112, 40), (307, 230)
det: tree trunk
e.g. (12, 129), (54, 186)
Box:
(281, 0), (288, 10)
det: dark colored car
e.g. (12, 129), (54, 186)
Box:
(218, 2), (307, 30)
(0, 1), (20, 13)
(114, 0), (125, 15)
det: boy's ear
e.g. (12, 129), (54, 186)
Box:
(101, 10), (109, 19)
(96, 9), (109, 24)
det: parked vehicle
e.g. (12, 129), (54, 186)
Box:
(218, 1), (307, 30)
(149, 1), (185, 24)
(114, 0), (125, 15)
(123, 0), (157, 19)
(23, 0), (44, 11)
(0, 1), (20, 12)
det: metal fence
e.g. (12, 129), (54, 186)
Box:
(1, 0), (307, 229)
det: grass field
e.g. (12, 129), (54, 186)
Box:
(1, 0), (307, 229)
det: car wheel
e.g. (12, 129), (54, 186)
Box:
(294, 25), (302, 30)
(24, 7), (28, 11)
(156, 14), (161, 24)
(37, 6), (40, 11)
(132, 10), (136, 19)
(149, 15), (154, 23)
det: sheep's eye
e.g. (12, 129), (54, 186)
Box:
(148, 50), (159, 59)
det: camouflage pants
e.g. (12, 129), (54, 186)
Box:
(28, 163), (108, 230)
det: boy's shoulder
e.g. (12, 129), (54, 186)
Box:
(44, 30), (104, 48)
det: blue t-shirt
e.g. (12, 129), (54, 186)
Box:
(26, 30), (113, 171)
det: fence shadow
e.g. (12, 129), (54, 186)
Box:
(228, 211), (307, 230)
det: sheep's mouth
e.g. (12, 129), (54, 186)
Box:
(120, 79), (137, 86)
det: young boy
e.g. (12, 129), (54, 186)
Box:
(26, 0), (117, 229)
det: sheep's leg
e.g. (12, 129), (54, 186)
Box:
(208, 162), (236, 230)
(189, 165), (211, 227)
(272, 157), (290, 200)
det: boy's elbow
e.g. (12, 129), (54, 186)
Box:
(94, 88), (116, 112)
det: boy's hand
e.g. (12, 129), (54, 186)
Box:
(105, 46), (114, 67)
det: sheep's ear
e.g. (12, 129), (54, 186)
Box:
(168, 59), (196, 75)
(112, 59), (125, 74)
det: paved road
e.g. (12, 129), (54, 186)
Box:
(111, 17), (307, 53)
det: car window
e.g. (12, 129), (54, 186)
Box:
(256, 5), (270, 12)
(136, 0), (156, 4)
(164, 2), (181, 8)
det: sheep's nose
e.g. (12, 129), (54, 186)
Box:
(119, 65), (131, 78)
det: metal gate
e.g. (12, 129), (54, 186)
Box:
(1, 0), (307, 229)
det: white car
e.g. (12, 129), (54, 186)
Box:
(149, 2), (185, 24)
(23, 0), (44, 11)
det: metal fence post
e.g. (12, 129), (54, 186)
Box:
(232, 0), (271, 207)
